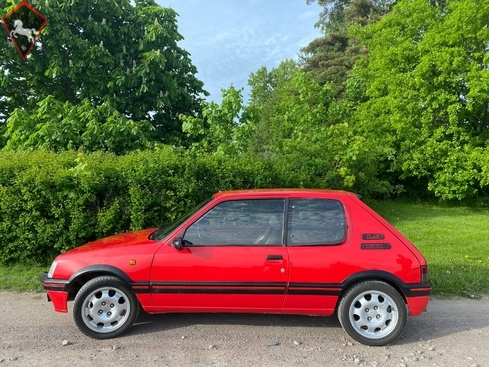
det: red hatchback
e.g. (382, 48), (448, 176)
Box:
(40, 189), (431, 346)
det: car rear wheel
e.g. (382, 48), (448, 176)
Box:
(73, 276), (139, 339)
(337, 280), (407, 346)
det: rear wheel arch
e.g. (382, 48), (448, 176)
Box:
(338, 271), (408, 309)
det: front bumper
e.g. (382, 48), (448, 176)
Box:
(39, 272), (70, 313)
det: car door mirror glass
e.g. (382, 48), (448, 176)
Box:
(170, 237), (183, 250)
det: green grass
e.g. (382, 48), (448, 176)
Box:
(1, 200), (489, 296)
(369, 200), (489, 297)
(0, 264), (45, 292)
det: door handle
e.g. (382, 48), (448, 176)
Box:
(266, 254), (283, 261)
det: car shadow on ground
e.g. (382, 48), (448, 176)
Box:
(129, 311), (425, 346)
(126, 297), (489, 346)
(131, 311), (341, 334)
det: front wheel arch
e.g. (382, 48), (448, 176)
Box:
(66, 265), (134, 301)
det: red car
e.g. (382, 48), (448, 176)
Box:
(40, 189), (431, 346)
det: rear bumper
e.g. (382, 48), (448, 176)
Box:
(405, 282), (431, 316)
(407, 294), (431, 316)
(40, 272), (70, 313)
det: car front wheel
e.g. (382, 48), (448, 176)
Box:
(337, 280), (407, 346)
(73, 276), (139, 339)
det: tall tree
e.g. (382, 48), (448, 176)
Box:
(246, 60), (298, 152)
(0, 0), (206, 153)
(301, 0), (393, 98)
(350, 0), (489, 199)
(248, 67), (390, 195)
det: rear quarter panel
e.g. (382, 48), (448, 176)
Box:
(283, 192), (426, 315)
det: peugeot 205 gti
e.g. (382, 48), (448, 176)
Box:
(40, 189), (431, 346)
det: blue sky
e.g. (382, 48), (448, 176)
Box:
(157, 0), (323, 102)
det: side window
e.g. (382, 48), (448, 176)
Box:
(287, 199), (346, 245)
(183, 199), (285, 246)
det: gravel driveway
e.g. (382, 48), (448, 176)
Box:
(1, 292), (488, 367)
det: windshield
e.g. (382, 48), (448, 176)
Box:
(150, 199), (211, 241)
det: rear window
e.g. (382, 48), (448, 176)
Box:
(287, 199), (346, 245)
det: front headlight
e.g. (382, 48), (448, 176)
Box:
(47, 260), (58, 278)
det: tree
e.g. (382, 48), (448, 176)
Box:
(350, 0), (489, 199)
(0, 0), (206, 153)
(248, 67), (391, 195)
(301, 0), (393, 98)
(246, 60), (299, 153)
(180, 85), (255, 156)
(306, 0), (394, 30)
(248, 59), (298, 108)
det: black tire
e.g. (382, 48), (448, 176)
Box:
(73, 276), (139, 339)
(337, 280), (407, 346)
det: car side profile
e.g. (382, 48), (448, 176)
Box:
(40, 189), (431, 346)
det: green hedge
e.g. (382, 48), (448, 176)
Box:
(0, 148), (385, 265)
(0, 149), (286, 265)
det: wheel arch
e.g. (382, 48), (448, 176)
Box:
(66, 265), (133, 301)
(336, 271), (408, 311)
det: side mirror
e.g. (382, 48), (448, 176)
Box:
(170, 237), (183, 251)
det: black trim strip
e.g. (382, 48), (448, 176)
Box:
(151, 282), (287, 288)
(40, 272), (70, 292)
(289, 282), (338, 288)
(288, 282), (342, 296)
(287, 289), (341, 296)
(131, 283), (151, 294)
(341, 271), (432, 297)
(149, 280), (431, 297)
(40, 268), (431, 299)
(42, 285), (68, 292)
(152, 288), (285, 295)
(404, 286), (432, 297)
(150, 281), (287, 295)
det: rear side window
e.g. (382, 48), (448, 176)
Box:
(287, 199), (346, 245)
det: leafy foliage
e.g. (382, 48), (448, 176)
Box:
(301, 0), (393, 97)
(246, 60), (299, 152)
(0, 144), (393, 265)
(180, 85), (255, 156)
(248, 66), (392, 195)
(0, 0), (206, 152)
(0, 149), (274, 264)
(4, 96), (155, 154)
(2, 0), (489, 272)
(351, 0), (489, 199)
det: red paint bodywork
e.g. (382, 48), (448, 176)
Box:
(41, 189), (430, 319)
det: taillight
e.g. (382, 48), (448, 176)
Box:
(420, 265), (428, 283)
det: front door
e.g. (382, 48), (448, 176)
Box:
(150, 198), (289, 311)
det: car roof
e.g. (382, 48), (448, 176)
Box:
(213, 188), (353, 199)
